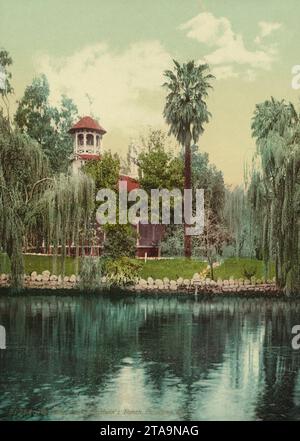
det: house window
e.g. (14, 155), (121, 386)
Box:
(78, 133), (84, 146)
(96, 136), (100, 147)
(86, 134), (94, 146)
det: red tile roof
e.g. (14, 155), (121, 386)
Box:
(69, 116), (106, 134)
(119, 174), (140, 191)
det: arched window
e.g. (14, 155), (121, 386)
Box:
(78, 133), (84, 146)
(86, 134), (94, 146)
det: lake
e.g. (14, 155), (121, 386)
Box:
(0, 294), (300, 421)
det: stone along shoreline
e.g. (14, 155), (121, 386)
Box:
(0, 271), (281, 295)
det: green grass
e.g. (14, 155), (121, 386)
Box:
(214, 258), (275, 281)
(0, 254), (275, 281)
(0, 254), (79, 276)
(139, 258), (207, 280)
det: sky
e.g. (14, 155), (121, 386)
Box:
(1, 0), (300, 185)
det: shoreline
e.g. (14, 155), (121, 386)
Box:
(0, 270), (291, 297)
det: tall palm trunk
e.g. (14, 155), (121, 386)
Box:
(184, 131), (192, 258)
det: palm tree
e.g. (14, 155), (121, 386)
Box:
(163, 60), (214, 258)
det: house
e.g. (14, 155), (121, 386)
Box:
(69, 116), (165, 258)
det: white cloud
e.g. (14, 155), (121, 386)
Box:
(254, 21), (282, 43)
(179, 12), (279, 79)
(36, 41), (171, 132)
(211, 65), (238, 80)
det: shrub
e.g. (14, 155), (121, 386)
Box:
(242, 263), (257, 279)
(103, 224), (137, 259)
(104, 257), (142, 287)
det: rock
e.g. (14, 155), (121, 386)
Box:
(223, 279), (229, 286)
(50, 275), (58, 281)
(1, 273), (8, 281)
(155, 279), (163, 286)
(147, 277), (154, 285)
(139, 278), (147, 287)
(229, 278), (235, 286)
(183, 279), (190, 287)
(31, 271), (38, 281)
(244, 279), (250, 285)
(42, 270), (51, 278)
(177, 277), (183, 285)
(163, 277), (169, 285)
(36, 274), (42, 282)
(217, 278), (223, 286)
(63, 276), (70, 283)
(69, 274), (77, 283)
(169, 281), (177, 291)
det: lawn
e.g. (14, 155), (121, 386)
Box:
(0, 254), (79, 276)
(139, 258), (207, 280)
(213, 258), (275, 281)
(0, 254), (275, 281)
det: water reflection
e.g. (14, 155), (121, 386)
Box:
(0, 295), (300, 420)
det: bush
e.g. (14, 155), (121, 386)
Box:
(104, 257), (142, 287)
(103, 224), (137, 259)
(242, 263), (258, 279)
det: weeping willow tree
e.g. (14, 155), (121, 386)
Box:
(43, 173), (94, 276)
(0, 112), (49, 288)
(223, 187), (252, 258)
(0, 112), (95, 289)
(248, 97), (300, 295)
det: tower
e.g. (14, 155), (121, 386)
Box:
(68, 116), (106, 173)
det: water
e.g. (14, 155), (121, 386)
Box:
(0, 294), (300, 421)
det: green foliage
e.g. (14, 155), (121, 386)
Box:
(137, 129), (183, 192)
(163, 60), (214, 257)
(0, 49), (13, 119)
(161, 226), (184, 257)
(223, 186), (255, 258)
(103, 224), (137, 259)
(14, 74), (78, 173)
(249, 97), (300, 294)
(43, 173), (95, 275)
(242, 263), (258, 279)
(83, 151), (120, 190)
(0, 112), (50, 288)
(163, 60), (214, 146)
(79, 256), (103, 291)
(189, 145), (225, 219)
(104, 257), (142, 286)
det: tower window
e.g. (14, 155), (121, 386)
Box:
(96, 136), (100, 147)
(86, 134), (94, 146)
(78, 133), (84, 146)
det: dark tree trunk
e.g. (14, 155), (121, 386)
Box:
(184, 132), (192, 258)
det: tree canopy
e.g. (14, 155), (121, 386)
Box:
(14, 74), (78, 173)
